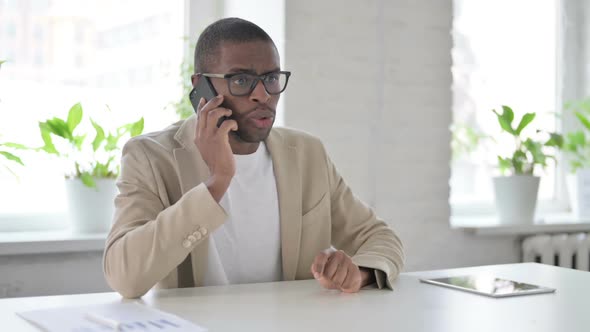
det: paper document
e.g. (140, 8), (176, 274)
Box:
(17, 302), (207, 332)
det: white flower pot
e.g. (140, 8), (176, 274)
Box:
(65, 178), (117, 233)
(566, 169), (590, 219)
(493, 175), (540, 224)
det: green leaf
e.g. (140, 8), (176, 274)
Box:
(514, 113), (536, 135)
(512, 150), (528, 174)
(545, 133), (564, 148)
(79, 172), (96, 188)
(493, 106), (515, 135)
(103, 156), (115, 172)
(45, 118), (72, 140)
(93, 161), (113, 179)
(498, 156), (512, 174)
(38, 122), (58, 155)
(575, 111), (590, 131)
(129, 117), (144, 137)
(572, 160), (584, 173)
(0, 60), (5, 66)
(67, 103), (83, 133)
(502, 106), (515, 123)
(104, 134), (119, 151)
(0, 142), (29, 150)
(0, 150), (24, 165)
(92, 161), (102, 176)
(73, 135), (86, 150)
(90, 119), (105, 152)
(524, 139), (546, 166)
(566, 131), (586, 149)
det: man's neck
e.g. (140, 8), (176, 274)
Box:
(229, 135), (260, 155)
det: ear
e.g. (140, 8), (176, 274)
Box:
(191, 74), (199, 88)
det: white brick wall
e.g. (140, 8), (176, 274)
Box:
(284, 0), (520, 271)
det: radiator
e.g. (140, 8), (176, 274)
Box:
(522, 233), (590, 271)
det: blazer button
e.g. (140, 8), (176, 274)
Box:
(182, 239), (192, 248)
(193, 232), (202, 240)
(200, 228), (208, 236)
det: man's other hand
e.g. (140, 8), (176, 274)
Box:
(311, 249), (374, 293)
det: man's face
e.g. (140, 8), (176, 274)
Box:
(198, 40), (281, 143)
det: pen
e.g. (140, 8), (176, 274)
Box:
(84, 312), (121, 331)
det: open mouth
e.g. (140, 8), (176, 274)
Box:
(251, 116), (274, 128)
(248, 107), (275, 129)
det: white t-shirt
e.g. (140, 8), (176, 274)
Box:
(202, 142), (282, 286)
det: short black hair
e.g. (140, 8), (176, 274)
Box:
(194, 18), (276, 73)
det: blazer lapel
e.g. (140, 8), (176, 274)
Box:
(173, 114), (211, 287)
(266, 130), (302, 281)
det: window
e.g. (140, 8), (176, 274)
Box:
(0, 0), (183, 230)
(5, 22), (16, 39)
(451, 0), (561, 214)
(0, 0), (287, 232)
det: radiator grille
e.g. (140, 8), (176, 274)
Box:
(522, 233), (590, 271)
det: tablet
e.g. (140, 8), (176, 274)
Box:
(420, 275), (556, 298)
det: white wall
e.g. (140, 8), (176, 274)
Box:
(283, 0), (521, 271)
(0, 251), (108, 298)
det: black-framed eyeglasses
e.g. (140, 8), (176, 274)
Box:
(197, 71), (291, 96)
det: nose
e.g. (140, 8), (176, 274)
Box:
(249, 79), (271, 103)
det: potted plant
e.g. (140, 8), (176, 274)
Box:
(36, 102), (144, 233)
(562, 97), (590, 218)
(492, 105), (563, 224)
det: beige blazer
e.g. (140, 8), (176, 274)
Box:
(103, 115), (404, 298)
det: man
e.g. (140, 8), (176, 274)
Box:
(103, 18), (404, 299)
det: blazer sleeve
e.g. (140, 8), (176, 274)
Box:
(324, 148), (405, 289)
(103, 139), (226, 298)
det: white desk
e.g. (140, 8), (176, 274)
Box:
(1, 263), (588, 332)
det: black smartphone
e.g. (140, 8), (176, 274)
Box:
(189, 76), (228, 127)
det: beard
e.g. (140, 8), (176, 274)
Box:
(230, 106), (276, 143)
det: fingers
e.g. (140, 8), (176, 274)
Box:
(312, 250), (363, 293)
(311, 250), (330, 279)
(218, 119), (238, 135)
(195, 97), (206, 138)
(330, 261), (349, 288)
(195, 94), (234, 139)
(323, 250), (345, 280)
(206, 108), (232, 134)
(341, 264), (362, 293)
(198, 95), (225, 129)
(196, 97), (205, 115)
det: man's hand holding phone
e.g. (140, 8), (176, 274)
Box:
(194, 95), (238, 202)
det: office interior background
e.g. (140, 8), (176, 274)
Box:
(0, 0), (587, 297)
